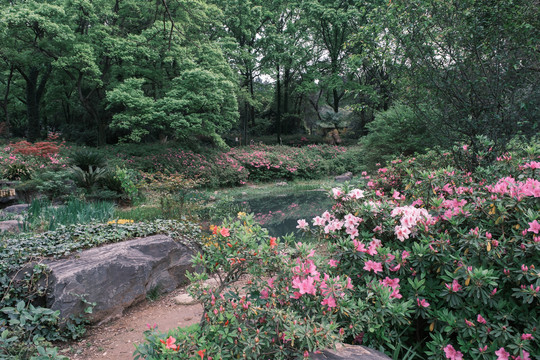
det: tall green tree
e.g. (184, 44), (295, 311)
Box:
(0, 1), (73, 141)
(384, 0), (540, 152)
(211, 0), (271, 144)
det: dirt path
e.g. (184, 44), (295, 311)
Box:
(60, 287), (203, 360)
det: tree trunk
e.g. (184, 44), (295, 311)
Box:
(26, 68), (41, 142)
(276, 64), (282, 145)
(0, 66), (14, 138)
(249, 71), (255, 127)
(332, 88), (339, 113)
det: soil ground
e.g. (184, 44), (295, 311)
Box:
(59, 286), (203, 360)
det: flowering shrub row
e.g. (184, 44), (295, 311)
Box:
(137, 140), (538, 359)
(0, 141), (68, 180)
(115, 145), (361, 187)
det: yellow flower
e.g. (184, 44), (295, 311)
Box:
(237, 212), (247, 218)
(108, 219), (134, 225)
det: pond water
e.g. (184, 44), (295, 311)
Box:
(235, 190), (333, 237)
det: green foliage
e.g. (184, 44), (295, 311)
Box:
(2, 163), (32, 181)
(360, 103), (439, 168)
(15, 170), (75, 203)
(21, 197), (116, 232)
(69, 165), (108, 190)
(113, 167), (139, 202)
(381, 0), (540, 148)
(68, 149), (107, 172)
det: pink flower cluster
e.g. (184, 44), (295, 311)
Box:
(391, 206), (433, 241)
(486, 177), (540, 199)
(289, 248), (353, 309)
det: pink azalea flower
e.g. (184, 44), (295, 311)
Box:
(527, 220), (540, 234)
(516, 350), (531, 360)
(444, 344), (463, 360)
(363, 260), (383, 273)
(477, 314), (486, 324)
(348, 189), (365, 199)
(292, 276), (317, 296)
(321, 296), (336, 308)
(296, 219), (308, 229)
(220, 227), (230, 237)
(495, 347), (510, 360)
(417, 298), (430, 307)
(389, 263), (401, 272)
(390, 288), (402, 299)
(445, 279), (462, 292)
(381, 277), (400, 289)
(328, 259), (339, 267)
(332, 188), (343, 199)
(353, 240), (367, 253)
(521, 333), (534, 340)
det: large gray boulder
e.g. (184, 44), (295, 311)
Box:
(2, 203), (29, 214)
(311, 344), (391, 360)
(44, 235), (197, 325)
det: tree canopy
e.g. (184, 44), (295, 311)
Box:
(0, 0), (537, 151)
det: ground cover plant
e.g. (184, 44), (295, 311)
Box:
(136, 140), (539, 359)
(0, 219), (201, 359)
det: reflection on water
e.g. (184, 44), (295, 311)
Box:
(235, 190), (332, 237)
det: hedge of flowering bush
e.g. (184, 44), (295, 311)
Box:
(113, 145), (362, 188)
(0, 140), (68, 180)
(136, 141), (538, 359)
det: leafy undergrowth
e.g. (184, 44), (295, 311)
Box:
(0, 219), (201, 359)
(136, 141), (539, 360)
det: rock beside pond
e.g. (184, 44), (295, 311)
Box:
(311, 344), (391, 360)
(335, 172), (353, 182)
(44, 234), (197, 325)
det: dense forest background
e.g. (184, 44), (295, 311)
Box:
(1, 0), (538, 154)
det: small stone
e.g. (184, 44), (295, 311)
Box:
(335, 172), (353, 183)
(173, 293), (199, 305)
(310, 344), (391, 359)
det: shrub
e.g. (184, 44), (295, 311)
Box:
(359, 103), (439, 169)
(68, 148), (107, 172)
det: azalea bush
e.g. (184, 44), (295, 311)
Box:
(0, 141), (68, 180)
(135, 214), (359, 359)
(112, 144), (360, 188)
(137, 140), (538, 359)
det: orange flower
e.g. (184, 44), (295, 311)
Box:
(220, 227), (230, 237)
(161, 336), (178, 350)
(197, 349), (206, 360)
(270, 237), (277, 248)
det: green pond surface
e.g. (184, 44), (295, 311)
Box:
(235, 190), (333, 237)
